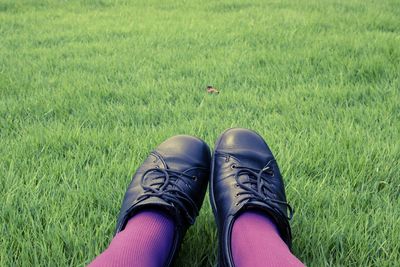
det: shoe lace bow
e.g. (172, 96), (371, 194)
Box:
(233, 159), (294, 220)
(137, 167), (201, 224)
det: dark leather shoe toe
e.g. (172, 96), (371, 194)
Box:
(210, 128), (293, 267)
(216, 128), (270, 151)
(115, 135), (211, 267)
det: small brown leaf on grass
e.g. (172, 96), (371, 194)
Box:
(206, 85), (219, 94)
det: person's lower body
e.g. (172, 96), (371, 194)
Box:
(89, 129), (305, 267)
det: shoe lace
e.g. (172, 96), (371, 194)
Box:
(137, 167), (201, 224)
(233, 159), (294, 220)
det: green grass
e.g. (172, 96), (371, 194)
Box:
(1, 0), (399, 266)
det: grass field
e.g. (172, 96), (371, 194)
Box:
(1, 0), (400, 266)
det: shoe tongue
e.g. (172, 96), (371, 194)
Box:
(162, 155), (199, 171)
(132, 197), (180, 221)
(141, 171), (165, 189)
(137, 196), (169, 206)
(226, 149), (271, 169)
(141, 154), (190, 190)
(225, 149), (273, 189)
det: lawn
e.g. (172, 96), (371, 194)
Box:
(1, 0), (399, 266)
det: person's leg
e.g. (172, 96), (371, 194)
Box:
(89, 210), (174, 267)
(231, 211), (304, 267)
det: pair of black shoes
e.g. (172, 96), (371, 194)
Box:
(115, 128), (293, 267)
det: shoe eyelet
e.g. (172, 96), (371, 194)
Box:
(192, 176), (198, 181)
(231, 164), (237, 169)
(155, 166), (160, 169)
(234, 183), (240, 188)
(225, 156), (230, 162)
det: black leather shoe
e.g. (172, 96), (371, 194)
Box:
(210, 128), (294, 267)
(115, 135), (211, 267)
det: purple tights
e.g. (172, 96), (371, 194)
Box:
(232, 211), (304, 267)
(89, 210), (174, 267)
(89, 210), (304, 267)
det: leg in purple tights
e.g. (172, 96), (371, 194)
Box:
(89, 210), (175, 267)
(232, 211), (304, 267)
